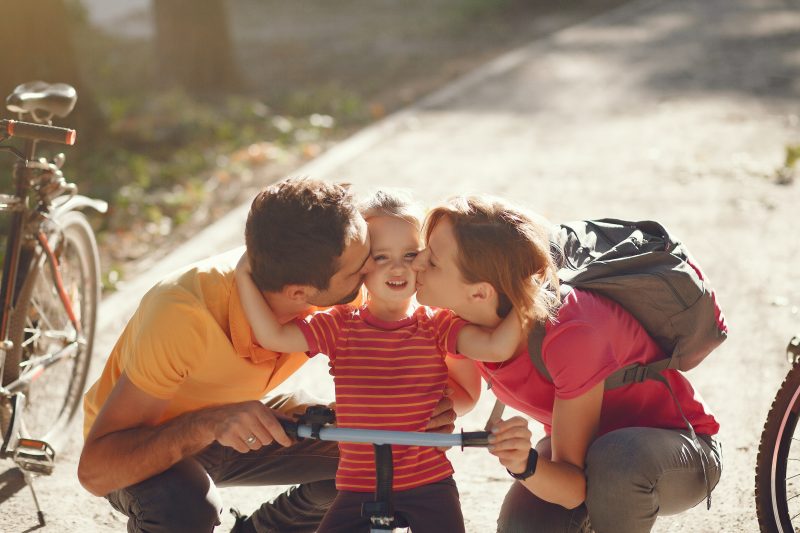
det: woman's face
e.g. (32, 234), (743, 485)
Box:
(412, 216), (473, 315)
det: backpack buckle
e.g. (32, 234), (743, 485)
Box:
(624, 365), (649, 384)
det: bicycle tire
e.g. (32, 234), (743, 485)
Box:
(2, 210), (99, 451)
(756, 362), (800, 532)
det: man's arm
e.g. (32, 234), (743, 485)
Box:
(78, 373), (292, 496)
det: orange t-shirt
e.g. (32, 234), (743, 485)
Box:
(82, 247), (311, 438)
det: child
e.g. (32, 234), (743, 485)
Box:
(236, 190), (521, 533)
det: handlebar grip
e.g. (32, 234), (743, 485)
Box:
(278, 418), (299, 441)
(460, 430), (491, 448)
(2, 119), (76, 145)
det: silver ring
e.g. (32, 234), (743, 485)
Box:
(246, 434), (257, 444)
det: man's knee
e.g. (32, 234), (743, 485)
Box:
(111, 459), (223, 533)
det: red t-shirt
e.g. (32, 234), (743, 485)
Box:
(476, 289), (719, 436)
(295, 304), (466, 492)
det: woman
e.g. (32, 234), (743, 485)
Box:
(411, 196), (722, 533)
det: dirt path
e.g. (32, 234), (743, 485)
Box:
(3, 0), (800, 531)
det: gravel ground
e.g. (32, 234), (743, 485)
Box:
(2, 0), (800, 531)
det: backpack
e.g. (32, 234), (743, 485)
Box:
(528, 218), (728, 390)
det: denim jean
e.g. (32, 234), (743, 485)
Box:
(496, 428), (723, 533)
(106, 393), (339, 533)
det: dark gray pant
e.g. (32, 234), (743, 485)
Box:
(106, 394), (339, 533)
(317, 477), (465, 533)
(496, 428), (723, 533)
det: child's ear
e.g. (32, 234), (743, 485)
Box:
(467, 282), (496, 303)
(283, 284), (315, 302)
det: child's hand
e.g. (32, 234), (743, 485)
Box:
(236, 251), (252, 274)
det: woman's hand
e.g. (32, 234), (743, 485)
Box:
(488, 416), (533, 474)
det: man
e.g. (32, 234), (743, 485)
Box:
(78, 178), (465, 532)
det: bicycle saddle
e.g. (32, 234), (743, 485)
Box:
(6, 81), (77, 119)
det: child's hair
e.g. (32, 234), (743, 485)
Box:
(423, 196), (560, 328)
(359, 189), (425, 231)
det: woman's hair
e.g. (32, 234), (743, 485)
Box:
(423, 196), (560, 328)
(359, 189), (424, 231)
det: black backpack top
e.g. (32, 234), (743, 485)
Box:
(528, 218), (728, 390)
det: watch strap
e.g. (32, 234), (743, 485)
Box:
(507, 448), (538, 481)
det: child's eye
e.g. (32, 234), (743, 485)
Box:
(373, 254), (388, 262)
(404, 252), (419, 261)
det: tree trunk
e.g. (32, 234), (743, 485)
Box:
(153, 0), (243, 94)
(0, 0), (105, 138)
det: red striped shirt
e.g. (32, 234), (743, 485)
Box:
(295, 305), (465, 492)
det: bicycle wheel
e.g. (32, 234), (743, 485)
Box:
(2, 210), (99, 451)
(756, 362), (800, 532)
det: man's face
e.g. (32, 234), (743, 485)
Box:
(307, 215), (371, 307)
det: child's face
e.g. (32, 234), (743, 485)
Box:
(364, 215), (421, 303)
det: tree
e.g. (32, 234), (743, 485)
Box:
(0, 0), (104, 137)
(152, 0), (243, 94)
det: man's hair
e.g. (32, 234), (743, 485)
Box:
(359, 189), (424, 231)
(424, 196), (560, 328)
(245, 177), (360, 292)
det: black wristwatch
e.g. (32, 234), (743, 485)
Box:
(507, 448), (538, 481)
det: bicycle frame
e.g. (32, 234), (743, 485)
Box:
(281, 406), (491, 532)
(0, 134), (106, 395)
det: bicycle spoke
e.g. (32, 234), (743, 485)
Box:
(29, 297), (56, 331)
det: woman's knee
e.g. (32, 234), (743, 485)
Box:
(496, 481), (588, 533)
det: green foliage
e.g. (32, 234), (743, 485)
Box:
(785, 144), (800, 168)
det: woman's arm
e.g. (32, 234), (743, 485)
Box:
(235, 253), (308, 353)
(489, 381), (603, 509)
(456, 311), (522, 362)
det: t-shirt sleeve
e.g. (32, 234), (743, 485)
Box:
(431, 308), (468, 355)
(542, 321), (619, 399)
(123, 288), (209, 399)
(294, 306), (346, 361)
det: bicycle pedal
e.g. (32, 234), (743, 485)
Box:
(14, 438), (55, 475)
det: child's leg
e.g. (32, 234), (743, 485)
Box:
(394, 477), (466, 533)
(316, 490), (372, 533)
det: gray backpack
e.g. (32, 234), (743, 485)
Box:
(528, 218), (728, 390)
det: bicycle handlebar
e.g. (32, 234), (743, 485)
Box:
(1, 119), (76, 146)
(279, 419), (490, 449)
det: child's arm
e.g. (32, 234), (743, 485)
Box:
(235, 253), (309, 353)
(456, 311), (522, 362)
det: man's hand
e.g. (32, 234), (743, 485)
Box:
(209, 400), (293, 452)
(426, 386), (457, 434)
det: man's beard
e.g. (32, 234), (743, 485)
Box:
(334, 283), (363, 306)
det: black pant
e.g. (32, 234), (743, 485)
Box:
(317, 477), (465, 533)
(106, 394), (339, 533)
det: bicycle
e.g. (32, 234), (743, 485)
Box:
(280, 405), (491, 533)
(0, 81), (107, 525)
(755, 334), (800, 532)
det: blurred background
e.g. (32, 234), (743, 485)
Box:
(0, 0), (627, 291)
